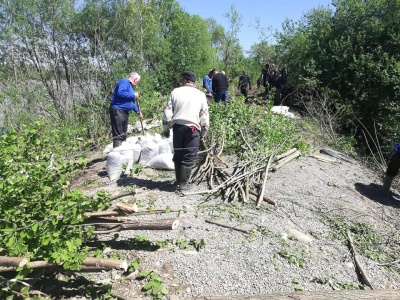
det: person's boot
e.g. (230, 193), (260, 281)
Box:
(179, 165), (192, 191)
(174, 163), (181, 187)
(383, 175), (394, 196)
(113, 139), (123, 148)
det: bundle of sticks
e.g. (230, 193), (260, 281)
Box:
(186, 140), (278, 206)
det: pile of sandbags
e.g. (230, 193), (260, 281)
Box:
(104, 131), (174, 181)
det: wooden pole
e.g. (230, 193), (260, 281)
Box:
(0, 257), (129, 272)
(272, 150), (301, 171)
(205, 219), (250, 234)
(135, 97), (145, 135)
(116, 203), (139, 213)
(0, 256), (28, 267)
(256, 155), (274, 207)
(87, 218), (180, 233)
(347, 230), (374, 289)
(187, 289), (400, 300)
(273, 148), (297, 162)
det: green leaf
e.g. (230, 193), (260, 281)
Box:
(140, 270), (151, 277)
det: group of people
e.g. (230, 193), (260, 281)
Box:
(203, 69), (253, 102)
(109, 70), (209, 192)
(202, 68), (229, 104)
(109, 70), (400, 197)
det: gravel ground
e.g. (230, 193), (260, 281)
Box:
(72, 149), (400, 299)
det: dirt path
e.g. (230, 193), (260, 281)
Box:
(68, 147), (400, 299)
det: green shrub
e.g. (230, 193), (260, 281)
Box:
(0, 121), (109, 277)
(208, 97), (302, 160)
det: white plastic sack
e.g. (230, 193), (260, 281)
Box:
(158, 139), (172, 155)
(106, 151), (132, 181)
(146, 153), (174, 170)
(140, 141), (159, 165)
(270, 106), (296, 119)
(137, 134), (153, 146)
(153, 133), (162, 143)
(126, 136), (139, 144)
(132, 143), (142, 164)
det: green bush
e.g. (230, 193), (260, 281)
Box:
(208, 97), (302, 160)
(0, 121), (109, 277)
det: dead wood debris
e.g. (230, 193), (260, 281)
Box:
(186, 141), (301, 206)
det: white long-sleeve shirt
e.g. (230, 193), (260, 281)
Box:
(162, 85), (209, 132)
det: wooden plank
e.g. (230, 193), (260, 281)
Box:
(186, 289), (400, 300)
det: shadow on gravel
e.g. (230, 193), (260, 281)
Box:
(29, 272), (113, 299)
(354, 182), (400, 208)
(116, 177), (175, 192)
(86, 240), (160, 251)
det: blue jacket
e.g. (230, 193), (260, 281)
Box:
(394, 142), (400, 152)
(203, 75), (213, 94)
(110, 78), (139, 112)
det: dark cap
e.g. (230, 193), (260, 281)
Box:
(182, 71), (196, 82)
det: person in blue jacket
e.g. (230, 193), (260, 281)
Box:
(383, 141), (400, 195)
(110, 72), (143, 148)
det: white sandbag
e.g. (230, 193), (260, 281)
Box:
(137, 133), (153, 146)
(126, 136), (139, 143)
(103, 142), (114, 154)
(140, 141), (159, 165)
(153, 133), (162, 143)
(146, 153), (174, 170)
(158, 138), (172, 155)
(106, 151), (132, 181)
(132, 143), (142, 164)
(271, 106), (289, 114)
(111, 141), (137, 152)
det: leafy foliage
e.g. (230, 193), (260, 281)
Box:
(0, 121), (109, 273)
(207, 98), (301, 160)
(275, 0), (400, 154)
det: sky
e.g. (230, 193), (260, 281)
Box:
(176, 0), (334, 53)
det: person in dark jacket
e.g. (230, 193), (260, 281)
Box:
(383, 141), (400, 195)
(238, 70), (252, 97)
(110, 72), (143, 148)
(212, 70), (229, 104)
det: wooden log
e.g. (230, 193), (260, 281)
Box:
(311, 154), (337, 163)
(98, 218), (180, 231)
(187, 289), (400, 300)
(0, 256), (28, 267)
(84, 210), (120, 218)
(0, 257), (128, 272)
(82, 257), (128, 272)
(249, 191), (276, 206)
(116, 203), (139, 213)
(111, 189), (139, 201)
(347, 230), (374, 289)
(256, 155), (274, 207)
(272, 150), (301, 171)
(273, 148), (297, 162)
(205, 219), (250, 234)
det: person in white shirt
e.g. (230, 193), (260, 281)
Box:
(162, 71), (209, 191)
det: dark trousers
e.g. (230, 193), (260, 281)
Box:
(240, 84), (249, 97)
(110, 107), (129, 141)
(172, 124), (200, 167)
(386, 151), (400, 177)
(214, 91), (229, 104)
